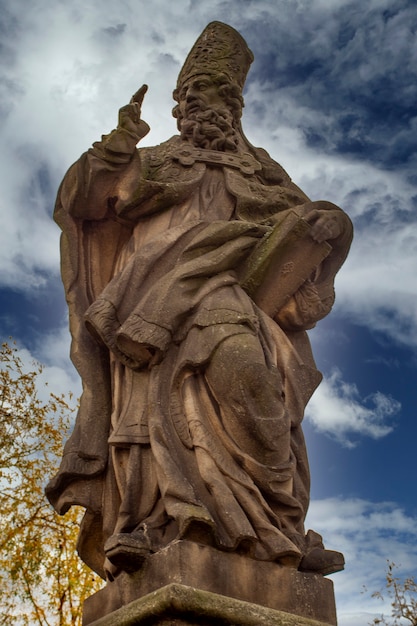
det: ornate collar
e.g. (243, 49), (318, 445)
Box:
(172, 144), (262, 175)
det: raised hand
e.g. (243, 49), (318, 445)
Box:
(118, 84), (150, 138)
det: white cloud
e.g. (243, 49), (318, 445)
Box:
(245, 85), (417, 350)
(0, 10), (415, 626)
(6, 328), (80, 405)
(238, 1), (417, 353)
(335, 220), (417, 347)
(305, 368), (400, 447)
(306, 498), (417, 626)
(1, 0), (416, 356)
(33, 325), (76, 375)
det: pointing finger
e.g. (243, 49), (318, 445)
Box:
(130, 84), (148, 106)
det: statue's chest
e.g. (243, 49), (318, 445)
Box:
(142, 140), (261, 184)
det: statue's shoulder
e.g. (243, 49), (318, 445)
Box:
(248, 145), (293, 186)
(136, 136), (205, 183)
(138, 136), (181, 163)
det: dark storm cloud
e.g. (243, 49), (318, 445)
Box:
(0, 76), (24, 117)
(0, 1), (20, 50)
(0, 4), (24, 118)
(247, 0), (417, 171)
(102, 23), (127, 37)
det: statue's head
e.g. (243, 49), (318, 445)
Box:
(172, 22), (254, 151)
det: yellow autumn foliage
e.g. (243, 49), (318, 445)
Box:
(0, 342), (103, 625)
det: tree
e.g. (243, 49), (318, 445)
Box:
(0, 341), (103, 625)
(370, 561), (417, 626)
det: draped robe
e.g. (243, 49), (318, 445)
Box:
(46, 127), (352, 578)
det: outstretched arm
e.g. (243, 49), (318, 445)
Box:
(58, 86), (150, 220)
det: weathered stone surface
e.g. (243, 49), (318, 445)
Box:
(85, 582), (335, 626)
(83, 541), (337, 625)
(46, 19), (352, 624)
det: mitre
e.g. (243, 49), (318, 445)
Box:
(176, 21), (254, 90)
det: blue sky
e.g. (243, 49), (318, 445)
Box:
(1, 0), (416, 623)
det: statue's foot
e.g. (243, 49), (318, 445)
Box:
(104, 531), (151, 572)
(299, 547), (345, 576)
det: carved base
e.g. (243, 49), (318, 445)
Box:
(84, 582), (335, 625)
(83, 541), (337, 625)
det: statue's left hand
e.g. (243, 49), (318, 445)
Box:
(304, 207), (348, 243)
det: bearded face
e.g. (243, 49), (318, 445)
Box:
(173, 75), (242, 152)
(179, 105), (240, 152)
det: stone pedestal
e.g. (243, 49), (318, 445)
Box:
(84, 582), (335, 625)
(83, 541), (337, 626)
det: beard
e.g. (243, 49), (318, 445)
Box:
(178, 99), (240, 152)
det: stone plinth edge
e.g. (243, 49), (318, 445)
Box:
(83, 541), (337, 625)
(86, 582), (334, 626)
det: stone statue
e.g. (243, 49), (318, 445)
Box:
(46, 22), (352, 583)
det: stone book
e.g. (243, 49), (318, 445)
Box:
(240, 210), (332, 318)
